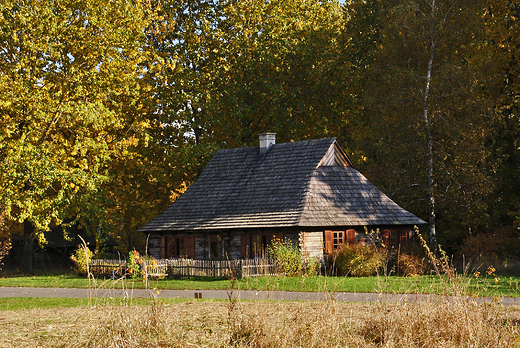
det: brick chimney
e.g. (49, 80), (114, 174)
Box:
(259, 133), (276, 154)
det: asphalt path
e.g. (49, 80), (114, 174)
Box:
(1, 287), (520, 306)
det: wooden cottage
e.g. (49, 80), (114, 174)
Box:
(139, 134), (426, 260)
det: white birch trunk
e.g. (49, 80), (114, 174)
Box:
(422, 0), (437, 246)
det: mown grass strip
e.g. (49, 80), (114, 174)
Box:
(0, 296), (215, 311)
(0, 274), (519, 297)
(0, 297), (89, 311)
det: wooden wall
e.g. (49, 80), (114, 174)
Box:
(148, 227), (410, 261)
(299, 231), (324, 260)
(147, 230), (289, 260)
(147, 235), (162, 259)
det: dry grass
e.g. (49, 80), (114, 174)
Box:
(1, 297), (520, 347)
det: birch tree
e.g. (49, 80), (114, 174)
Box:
(421, 0), (441, 245)
(348, 0), (494, 251)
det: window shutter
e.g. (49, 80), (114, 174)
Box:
(185, 236), (195, 258)
(346, 229), (356, 244)
(324, 230), (333, 254)
(160, 237), (166, 259)
(400, 230), (408, 248)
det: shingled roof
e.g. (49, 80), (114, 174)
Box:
(139, 137), (425, 232)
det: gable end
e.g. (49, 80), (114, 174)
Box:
(317, 141), (354, 167)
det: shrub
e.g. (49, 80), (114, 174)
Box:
(303, 257), (320, 277)
(333, 243), (387, 277)
(126, 250), (159, 281)
(397, 252), (425, 276)
(0, 239), (11, 271)
(127, 250), (142, 279)
(70, 245), (93, 275)
(458, 226), (520, 261)
(269, 239), (303, 276)
(268, 239), (319, 276)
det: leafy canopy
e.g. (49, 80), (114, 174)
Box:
(0, 0), (154, 243)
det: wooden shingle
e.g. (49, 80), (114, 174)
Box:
(139, 138), (425, 233)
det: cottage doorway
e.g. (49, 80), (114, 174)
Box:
(209, 235), (222, 259)
(240, 233), (283, 258)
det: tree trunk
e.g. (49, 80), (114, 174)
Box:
(424, 54), (436, 247)
(422, 0), (437, 248)
(20, 220), (35, 273)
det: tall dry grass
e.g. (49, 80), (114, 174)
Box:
(2, 298), (520, 347)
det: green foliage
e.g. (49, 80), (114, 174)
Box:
(346, 0), (497, 252)
(269, 239), (302, 276)
(1, 0), (519, 264)
(70, 245), (93, 276)
(126, 250), (143, 279)
(126, 250), (159, 281)
(0, 0), (155, 252)
(144, 0), (348, 168)
(333, 243), (387, 277)
(303, 257), (320, 277)
(269, 239), (319, 277)
(208, 0), (348, 146)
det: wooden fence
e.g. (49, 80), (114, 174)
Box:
(89, 259), (125, 278)
(89, 258), (277, 278)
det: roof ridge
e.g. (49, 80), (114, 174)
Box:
(215, 137), (337, 152)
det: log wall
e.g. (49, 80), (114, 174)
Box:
(299, 231), (324, 260)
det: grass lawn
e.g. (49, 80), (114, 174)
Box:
(0, 273), (519, 298)
(0, 296), (203, 311)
